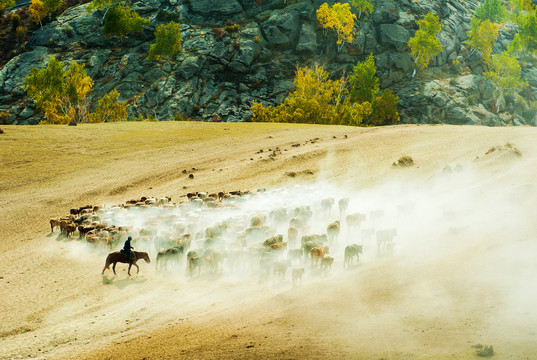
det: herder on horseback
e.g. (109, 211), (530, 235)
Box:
(120, 236), (134, 263)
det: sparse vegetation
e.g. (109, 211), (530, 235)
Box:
(472, 344), (495, 357)
(147, 21), (183, 61)
(251, 58), (399, 127)
(103, 4), (150, 38)
(89, 89), (128, 123)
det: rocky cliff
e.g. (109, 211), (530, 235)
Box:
(0, 0), (535, 126)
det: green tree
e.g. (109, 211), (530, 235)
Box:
(352, 0), (373, 18)
(408, 11), (443, 71)
(510, 10), (537, 54)
(24, 56), (94, 124)
(147, 21), (183, 61)
(348, 54), (379, 103)
(89, 89), (128, 122)
(509, 0), (534, 14)
(467, 17), (498, 63)
(368, 90), (400, 125)
(316, 2), (357, 51)
(43, 0), (62, 13)
(476, 0), (507, 23)
(103, 5), (150, 38)
(0, 0), (15, 15)
(484, 51), (528, 111)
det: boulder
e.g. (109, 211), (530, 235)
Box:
(190, 0), (243, 15)
(378, 24), (410, 51)
(261, 11), (300, 48)
(296, 23), (317, 53)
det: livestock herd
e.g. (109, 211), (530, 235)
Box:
(50, 187), (399, 286)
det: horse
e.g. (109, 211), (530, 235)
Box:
(102, 251), (151, 276)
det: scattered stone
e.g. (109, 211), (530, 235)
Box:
(188, 174), (194, 179)
(392, 156), (414, 167)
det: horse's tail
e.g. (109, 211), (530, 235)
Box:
(102, 254), (112, 273)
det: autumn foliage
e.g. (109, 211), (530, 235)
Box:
(24, 55), (93, 124)
(316, 2), (357, 50)
(408, 11), (443, 70)
(251, 56), (399, 127)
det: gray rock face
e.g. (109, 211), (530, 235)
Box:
(190, 0), (243, 15)
(378, 24), (410, 51)
(296, 23), (317, 53)
(262, 12), (300, 48)
(0, 0), (530, 126)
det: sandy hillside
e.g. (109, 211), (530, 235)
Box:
(1, 122), (537, 360)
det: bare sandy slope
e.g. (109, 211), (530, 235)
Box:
(1, 122), (537, 360)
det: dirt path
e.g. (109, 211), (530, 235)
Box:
(1, 122), (537, 359)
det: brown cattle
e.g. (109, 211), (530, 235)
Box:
(50, 218), (61, 233)
(65, 223), (77, 238)
(321, 256), (334, 273)
(310, 246), (329, 267)
(287, 226), (298, 248)
(327, 221), (340, 244)
(269, 242), (287, 251)
(263, 234), (283, 248)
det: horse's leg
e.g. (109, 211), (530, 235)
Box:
(128, 263), (132, 276)
(134, 263), (139, 275)
(113, 262), (117, 275)
(102, 260), (109, 274)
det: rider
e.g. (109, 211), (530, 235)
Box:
(121, 236), (134, 263)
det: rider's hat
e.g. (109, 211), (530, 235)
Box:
(128, 236), (132, 240)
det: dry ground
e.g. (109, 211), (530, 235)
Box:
(1, 122), (537, 359)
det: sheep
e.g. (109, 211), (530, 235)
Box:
(288, 248), (303, 264)
(156, 246), (184, 271)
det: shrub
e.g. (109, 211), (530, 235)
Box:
(368, 90), (400, 125)
(213, 27), (225, 41)
(156, 9), (180, 22)
(147, 21), (183, 61)
(103, 5), (150, 38)
(0, 128), (4, 134)
(11, 13), (21, 29)
(16, 25), (27, 45)
(317, 2), (357, 50)
(89, 89), (128, 123)
(0, 110), (10, 124)
(253, 35), (261, 43)
(225, 23), (240, 33)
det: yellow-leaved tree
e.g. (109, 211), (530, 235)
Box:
(29, 0), (47, 28)
(89, 89), (128, 122)
(24, 56), (93, 124)
(316, 2), (357, 51)
(467, 17), (498, 63)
